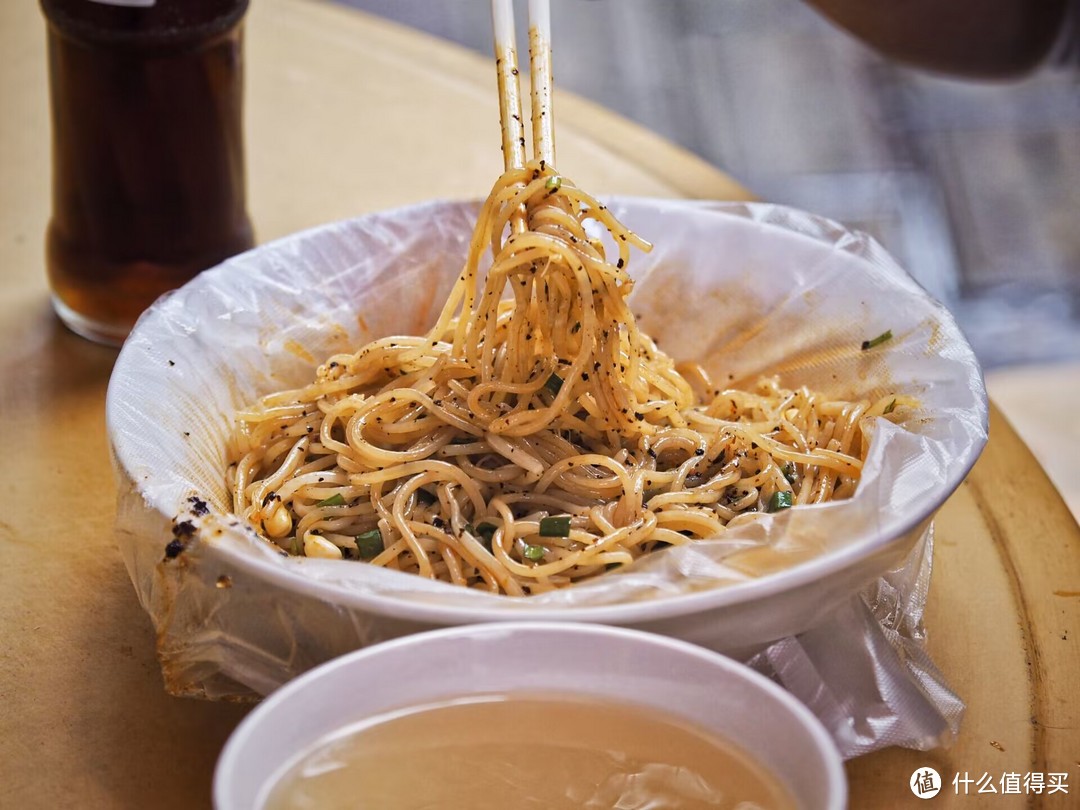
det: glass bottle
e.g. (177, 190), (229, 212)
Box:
(42, 0), (254, 345)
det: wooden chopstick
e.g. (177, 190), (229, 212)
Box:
(528, 0), (554, 167)
(491, 0), (526, 173)
(492, 0), (555, 235)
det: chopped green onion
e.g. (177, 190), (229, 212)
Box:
(767, 491), (794, 513)
(544, 373), (564, 396)
(782, 463), (797, 484)
(290, 537), (302, 556)
(539, 515), (572, 537)
(883, 399), (897, 415)
(523, 544), (546, 562)
(354, 529), (383, 559)
(861, 330), (893, 351)
(545, 175), (562, 191)
(468, 522), (497, 551)
(316, 493), (345, 507)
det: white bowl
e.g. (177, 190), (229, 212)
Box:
(214, 622), (846, 810)
(107, 198), (988, 699)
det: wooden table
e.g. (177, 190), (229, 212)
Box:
(2, 1), (1077, 807)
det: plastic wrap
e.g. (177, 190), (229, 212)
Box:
(107, 199), (986, 753)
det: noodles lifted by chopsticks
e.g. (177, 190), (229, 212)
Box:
(226, 160), (912, 595)
(227, 0), (911, 594)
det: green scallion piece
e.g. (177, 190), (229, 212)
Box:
(316, 493), (346, 507)
(539, 515), (572, 537)
(469, 522), (497, 551)
(523, 544), (546, 562)
(354, 529), (383, 559)
(545, 175), (562, 191)
(767, 491), (794, 513)
(782, 463), (797, 484)
(861, 330), (893, 351)
(544, 373), (564, 396)
(883, 399), (897, 415)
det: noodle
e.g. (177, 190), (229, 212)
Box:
(227, 161), (912, 595)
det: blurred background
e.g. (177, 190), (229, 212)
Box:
(340, 0), (1080, 372)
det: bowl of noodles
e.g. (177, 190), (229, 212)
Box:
(107, 168), (987, 699)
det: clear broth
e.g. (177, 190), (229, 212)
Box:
(263, 693), (797, 810)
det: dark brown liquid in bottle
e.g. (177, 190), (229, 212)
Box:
(42, 0), (254, 344)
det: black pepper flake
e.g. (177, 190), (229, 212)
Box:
(511, 67), (519, 75)
(581, 372), (589, 381)
(188, 497), (209, 517)
(173, 520), (197, 539)
(167, 360), (175, 367)
(164, 539), (184, 559)
(616, 258), (624, 269)
(694, 448), (705, 456)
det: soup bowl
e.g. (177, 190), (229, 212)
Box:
(107, 198), (987, 699)
(214, 622), (846, 809)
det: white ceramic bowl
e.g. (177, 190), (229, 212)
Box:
(214, 622), (846, 810)
(107, 199), (988, 699)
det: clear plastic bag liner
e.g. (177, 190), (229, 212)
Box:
(748, 524), (964, 758)
(108, 199), (987, 755)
